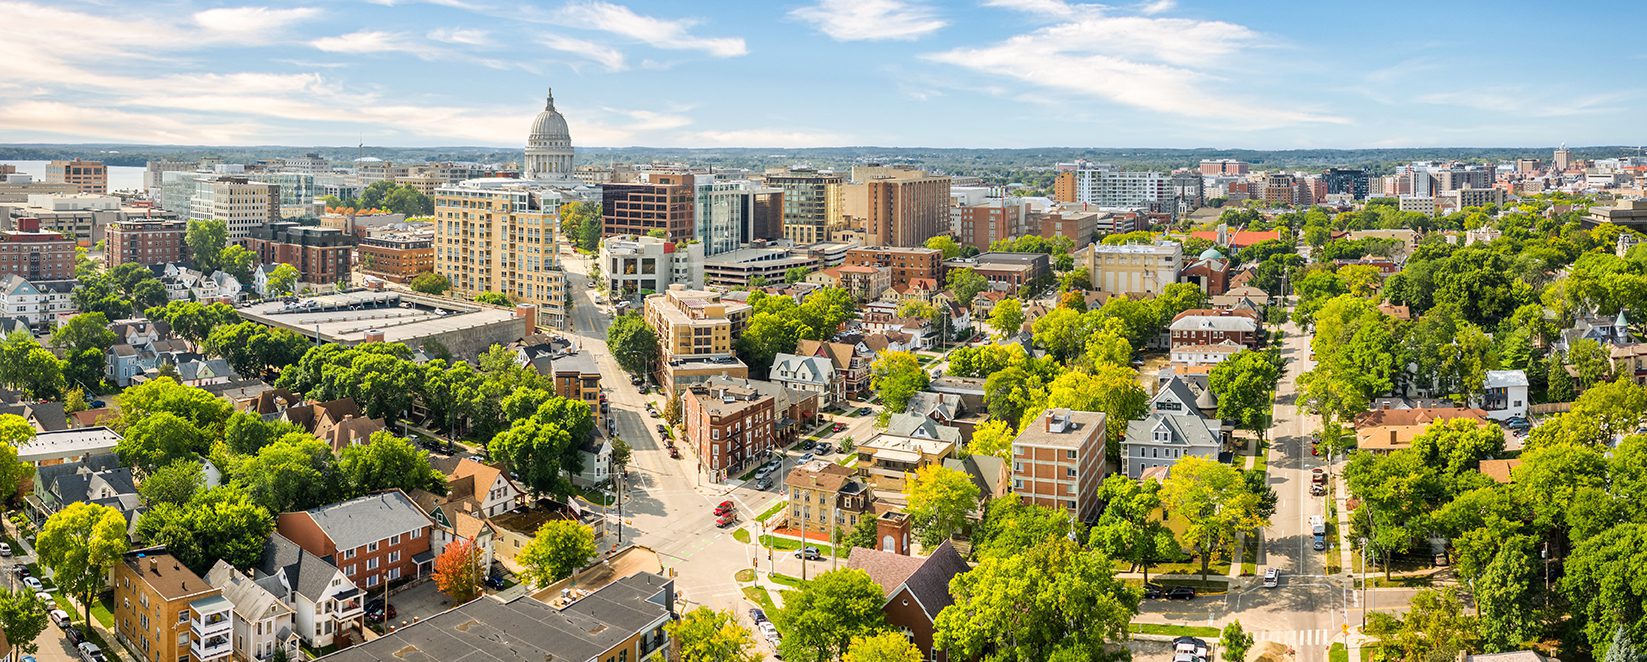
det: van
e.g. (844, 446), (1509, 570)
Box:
(1309, 515), (1325, 535)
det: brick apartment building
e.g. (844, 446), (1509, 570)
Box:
(945, 252), (1049, 296)
(602, 173), (696, 243)
(1011, 408), (1107, 521)
(843, 246), (943, 289)
(864, 173), (950, 247)
(105, 219), (189, 267)
(357, 229), (434, 283)
(0, 217), (75, 281)
(1168, 309), (1260, 348)
(241, 221), (356, 285)
(956, 199), (1028, 250)
(276, 490), (435, 591)
(682, 378), (776, 480)
(114, 549), (234, 662)
(1035, 208), (1105, 249)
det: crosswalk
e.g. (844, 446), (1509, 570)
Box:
(1257, 628), (1339, 646)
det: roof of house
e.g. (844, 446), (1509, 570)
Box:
(1352, 406), (1487, 429)
(785, 460), (858, 494)
(0, 401), (68, 432)
(1169, 313), (1258, 333)
(447, 458), (513, 498)
(255, 533), (348, 600)
(121, 550), (215, 601)
(1479, 459), (1522, 484)
(36, 455), (136, 504)
(1485, 370), (1529, 388)
(319, 573), (674, 662)
(299, 490), (433, 551)
(906, 391), (964, 421)
(886, 413), (963, 445)
(1013, 409), (1105, 450)
(205, 559), (295, 622)
(1126, 414), (1221, 449)
(770, 353), (835, 385)
(845, 540), (969, 620)
(943, 454), (1006, 497)
(16, 427), (122, 463)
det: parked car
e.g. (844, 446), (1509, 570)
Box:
(1263, 568), (1280, 588)
(365, 600), (397, 623)
(22, 576), (43, 591)
(755, 477), (773, 490)
(49, 609), (70, 628)
(11, 565), (28, 578)
(831, 423), (845, 432)
(749, 607), (768, 624)
(64, 625), (84, 646)
(484, 573), (507, 590)
(759, 621), (780, 644)
(1166, 586), (1196, 600)
(34, 591), (50, 604)
(798, 453), (814, 464)
(1142, 584), (1164, 599)
(794, 547), (823, 561)
(0, 542), (10, 557)
(814, 443), (832, 456)
(76, 642), (106, 662)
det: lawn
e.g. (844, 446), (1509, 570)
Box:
(1370, 574), (1434, 588)
(1251, 444), (1269, 475)
(1122, 577), (1229, 594)
(769, 573), (806, 587)
(742, 586), (776, 613)
(756, 501), (788, 523)
(758, 535), (839, 557)
(732, 528), (751, 544)
(1129, 623), (1221, 637)
(1329, 643), (1348, 662)
(734, 569), (755, 582)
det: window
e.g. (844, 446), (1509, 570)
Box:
(389, 534), (401, 546)
(341, 548), (355, 560)
(367, 557), (380, 570)
(1067, 450), (1077, 460)
(367, 541), (379, 552)
(389, 550), (401, 563)
(366, 575), (379, 588)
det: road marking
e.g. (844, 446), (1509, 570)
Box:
(1258, 629), (1337, 646)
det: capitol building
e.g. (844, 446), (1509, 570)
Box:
(524, 87), (575, 180)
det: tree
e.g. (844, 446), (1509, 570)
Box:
(1222, 620), (1254, 662)
(489, 397), (593, 498)
(433, 537), (484, 603)
(870, 351), (928, 413)
(37, 502), (129, 625)
(972, 494), (1078, 560)
(1090, 475), (1174, 583)
(988, 297), (1024, 338)
(186, 219), (228, 271)
(134, 486), (274, 573)
(925, 235), (965, 259)
(206, 321), (310, 376)
(223, 410), (299, 455)
(138, 459), (205, 506)
(0, 415), (33, 504)
(668, 607), (762, 662)
(232, 434), (344, 513)
(1364, 588), (1479, 662)
(946, 344), (1025, 378)
(611, 437), (633, 473)
(1563, 522), (1647, 654)
(738, 312), (805, 374)
(517, 520), (597, 587)
(146, 301), (239, 344)
(51, 312), (116, 354)
(339, 431), (446, 495)
(904, 465), (979, 548)
(218, 243), (257, 283)
(382, 185), (434, 216)
(844, 632), (921, 662)
(775, 568), (888, 662)
(0, 587), (50, 659)
(966, 419), (1015, 459)
(984, 366), (1045, 427)
(474, 291), (511, 306)
(558, 201), (603, 253)
(785, 266), (813, 284)
(837, 514), (879, 551)
(1210, 350), (1282, 441)
(607, 313), (659, 378)
(266, 263), (300, 296)
(118, 411), (209, 475)
(947, 268), (988, 308)
(1160, 456), (1270, 581)
(1475, 539), (1540, 653)
(1042, 366), (1149, 457)
(935, 538), (1137, 661)
(410, 272), (452, 295)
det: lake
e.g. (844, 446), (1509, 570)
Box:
(2, 160), (148, 192)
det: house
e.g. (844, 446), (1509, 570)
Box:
(1180, 248), (1231, 295)
(905, 392), (966, 427)
(318, 571), (675, 662)
(943, 454), (1009, 500)
(0, 399), (68, 432)
(0, 275), (75, 329)
(770, 353), (841, 408)
(27, 453), (140, 527)
(275, 490), (435, 591)
(1169, 309), (1260, 349)
(835, 264), (891, 302)
(1378, 302), (1412, 321)
(114, 549), (234, 662)
(272, 398), (385, 452)
(845, 541), (970, 662)
(796, 339), (873, 400)
(158, 263), (243, 303)
(407, 488), (499, 574)
(785, 460), (876, 536)
(106, 322), (194, 387)
(1478, 459), (1522, 484)
(204, 559), (302, 662)
(16, 427), (122, 465)
(1123, 413), (1222, 479)
(1614, 343), (1647, 385)
(574, 435), (613, 488)
(1555, 309), (1632, 353)
(856, 434), (957, 492)
(437, 457), (525, 518)
(1170, 341), (1246, 368)
(1355, 408), (1491, 454)
(1478, 370), (1529, 422)
(1011, 409), (1106, 521)
(252, 533), (365, 648)
(886, 412), (963, 447)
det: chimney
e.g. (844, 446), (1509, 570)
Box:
(514, 304), (538, 333)
(876, 512), (912, 556)
(150, 558), (158, 574)
(363, 329), (385, 343)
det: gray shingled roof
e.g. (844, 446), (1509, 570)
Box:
(1125, 414), (1221, 449)
(255, 533), (346, 600)
(302, 491), (432, 551)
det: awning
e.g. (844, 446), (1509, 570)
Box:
(412, 551), (435, 566)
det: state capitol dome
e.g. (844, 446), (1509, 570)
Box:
(524, 87), (574, 179)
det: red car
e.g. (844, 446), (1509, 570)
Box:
(716, 514), (737, 527)
(714, 500), (734, 515)
(831, 423), (845, 432)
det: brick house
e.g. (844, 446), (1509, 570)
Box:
(845, 541), (969, 662)
(1168, 308), (1260, 349)
(276, 490), (435, 592)
(682, 379), (777, 480)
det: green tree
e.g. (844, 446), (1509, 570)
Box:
(146, 301), (240, 344)
(1209, 350), (1282, 441)
(223, 410), (299, 456)
(946, 344), (1025, 378)
(667, 607), (762, 662)
(218, 243), (257, 283)
(837, 515), (879, 551)
(607, 312), (659, 378)
(935, 538), (1137, 661)
(410, 271), (452, 295)
(965, 419), (1016, 459)
(903, 465), (980, 548)
(1042, 366), (1148, 455)
(186, 219), (228, 271)
(264, 263), (299, 296)
(0, 415), (35, 503)
(775, 568), (888, 662)
(984, 366), (1045, 427)
(925, 235), (965, 259)
(51, 312), (116, 354)
(1222, 620), (1254, 662)
(1475, 539), (1540, 653)
(971, 494), (1077, 560)
(1160, 456), (1270, 581)
(489, 397), (593, 499)
(0, 587), (50, 659)
(517, 520), (597, 587)
(134, 486), (275, 573)
(843, 631), (922, 662)
(558, 201), (603, 253)
(785, 266), (813, 284)
(1364, 588), (1479, 662)
(37, 502), (130, 625)
(988, 297), (1025, 338)
(870, 351), (928, 413)
(206, 321), (310, 376)
(339, 431), (446, 495)
(231, 434), (345, 513)
(474, 291), (511, 306)
(1090, 475), (1175, 583)
(947, 268), (988, 308)
(738, 312), (805, 374)
(118, 411), (209, 475)
(383, 185), (434, 216)
(138, 459), (205, 506)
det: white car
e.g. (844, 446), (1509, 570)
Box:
(759, 621), (780, 644)
(0, 542), (11, 556)
(22, 576), (43, 591)
(1263, 567), (1280, 588)
(49, 609), (70, 628)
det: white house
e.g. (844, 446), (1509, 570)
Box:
(0, 275), (75, 329)
(205, 559), (302, 662)
(1121, 378), (1223, 479)
(1479, 370), (1530, 422)
(160, 264), (243, 303)
(252, 534), (364, 648)
(575, 435), (613, 488)
(1170, 341), (1246, 368)
(769, 353), (840, 407)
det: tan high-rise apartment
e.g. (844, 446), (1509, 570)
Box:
(863, 170), (950, 247)
(114, 550), (234, 662)
(189, 177), (280, 239)
(1011, 408), (1107, 521)
(433, 181), (568, 329)
(46, 159), (107, 194)
(601, 173), (696, 242)
(764, 168), (844, 244)
(1076, 241), (1182, 297)
(643, 284), (751, 394)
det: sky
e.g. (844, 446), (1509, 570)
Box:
(1, 0), (1643, 150)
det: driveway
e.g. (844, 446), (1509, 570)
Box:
(380, 580), (456, 631)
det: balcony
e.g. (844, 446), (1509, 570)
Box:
(189, 596), (233, 638)
(191, 632), (233, 660)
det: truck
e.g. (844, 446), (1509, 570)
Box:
(1310, 515), (1327, 550)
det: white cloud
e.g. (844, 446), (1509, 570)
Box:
(982, 0), (1077, 17)
(540, 34), (627, 71)
(557, 1), (747, 57)
(790, 0), (946, 41)
(0, 100), (267, 144)
(1137, 0), (1175, 15)
(428, 27), (490, 46)
(192, 6), (320, 40)
(926, 9), (1346, 127)
(309, 30), (414, 54)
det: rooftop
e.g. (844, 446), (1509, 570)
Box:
(237, 291), (521, 345)
(17, 427), (121, 463)
(122, 550), (217, 601)
(1013, 408), (1106, 449)
(300, 490), (432, 551)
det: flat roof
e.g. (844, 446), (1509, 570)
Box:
(18, 427), (121, 463)
(237, 291), (520, 344)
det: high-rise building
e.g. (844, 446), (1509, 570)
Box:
(433, 180), (568, 329)
(143, 159), (199, 191)
(601, 172), (696, 243)
(1054, 161), (1168, 210)
(765, 168), (844, 245)
(0, 217), (75, 281)
(1011, 408), (1107, 520)
(863, 170), (950, 247)
(45, 159), (107, 194)
(241, 221), (356, 285)
(1322, 168), (1369, 199)
(181, 176), (280, 239)
(1554, 143), (1572, 172)
(524, 88), (575, 179)
(956, 198), (1030, 250)
(644, 284), (751, 394)
(692, 176), (784, 255)
(106, 219), (189, 267)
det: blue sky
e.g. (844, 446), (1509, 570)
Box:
(1, 0), (1641, 149)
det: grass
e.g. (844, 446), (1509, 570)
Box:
(1362, 646), (1381, 662)
(769, 573), (806, 587)
(1129, 623), (1221, 637)
(738, 465), (760, 481)
(1330, 643), (1349, 662)
(756, 501), (788, 523)
(1251, 443), (1269, 475)
(92, 593), (115, 628)
(758, 535), (839, 557)
(734, 569), (755, 582)
(742, 586), (776, 613)
(732, 528), (751, 544)
(1123, 577), (1230, 594)
(1369, 574), (1435, 588)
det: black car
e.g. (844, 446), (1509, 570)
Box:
(11, 565), (28, 578)
(1166, 586), (1196, 600)
(484, 573), (507, 590)
(1142, 584), (1165, 599)
(64, 625), (85, 646)
(749, 607), (768, 624)
(365, 600), (397, 624)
